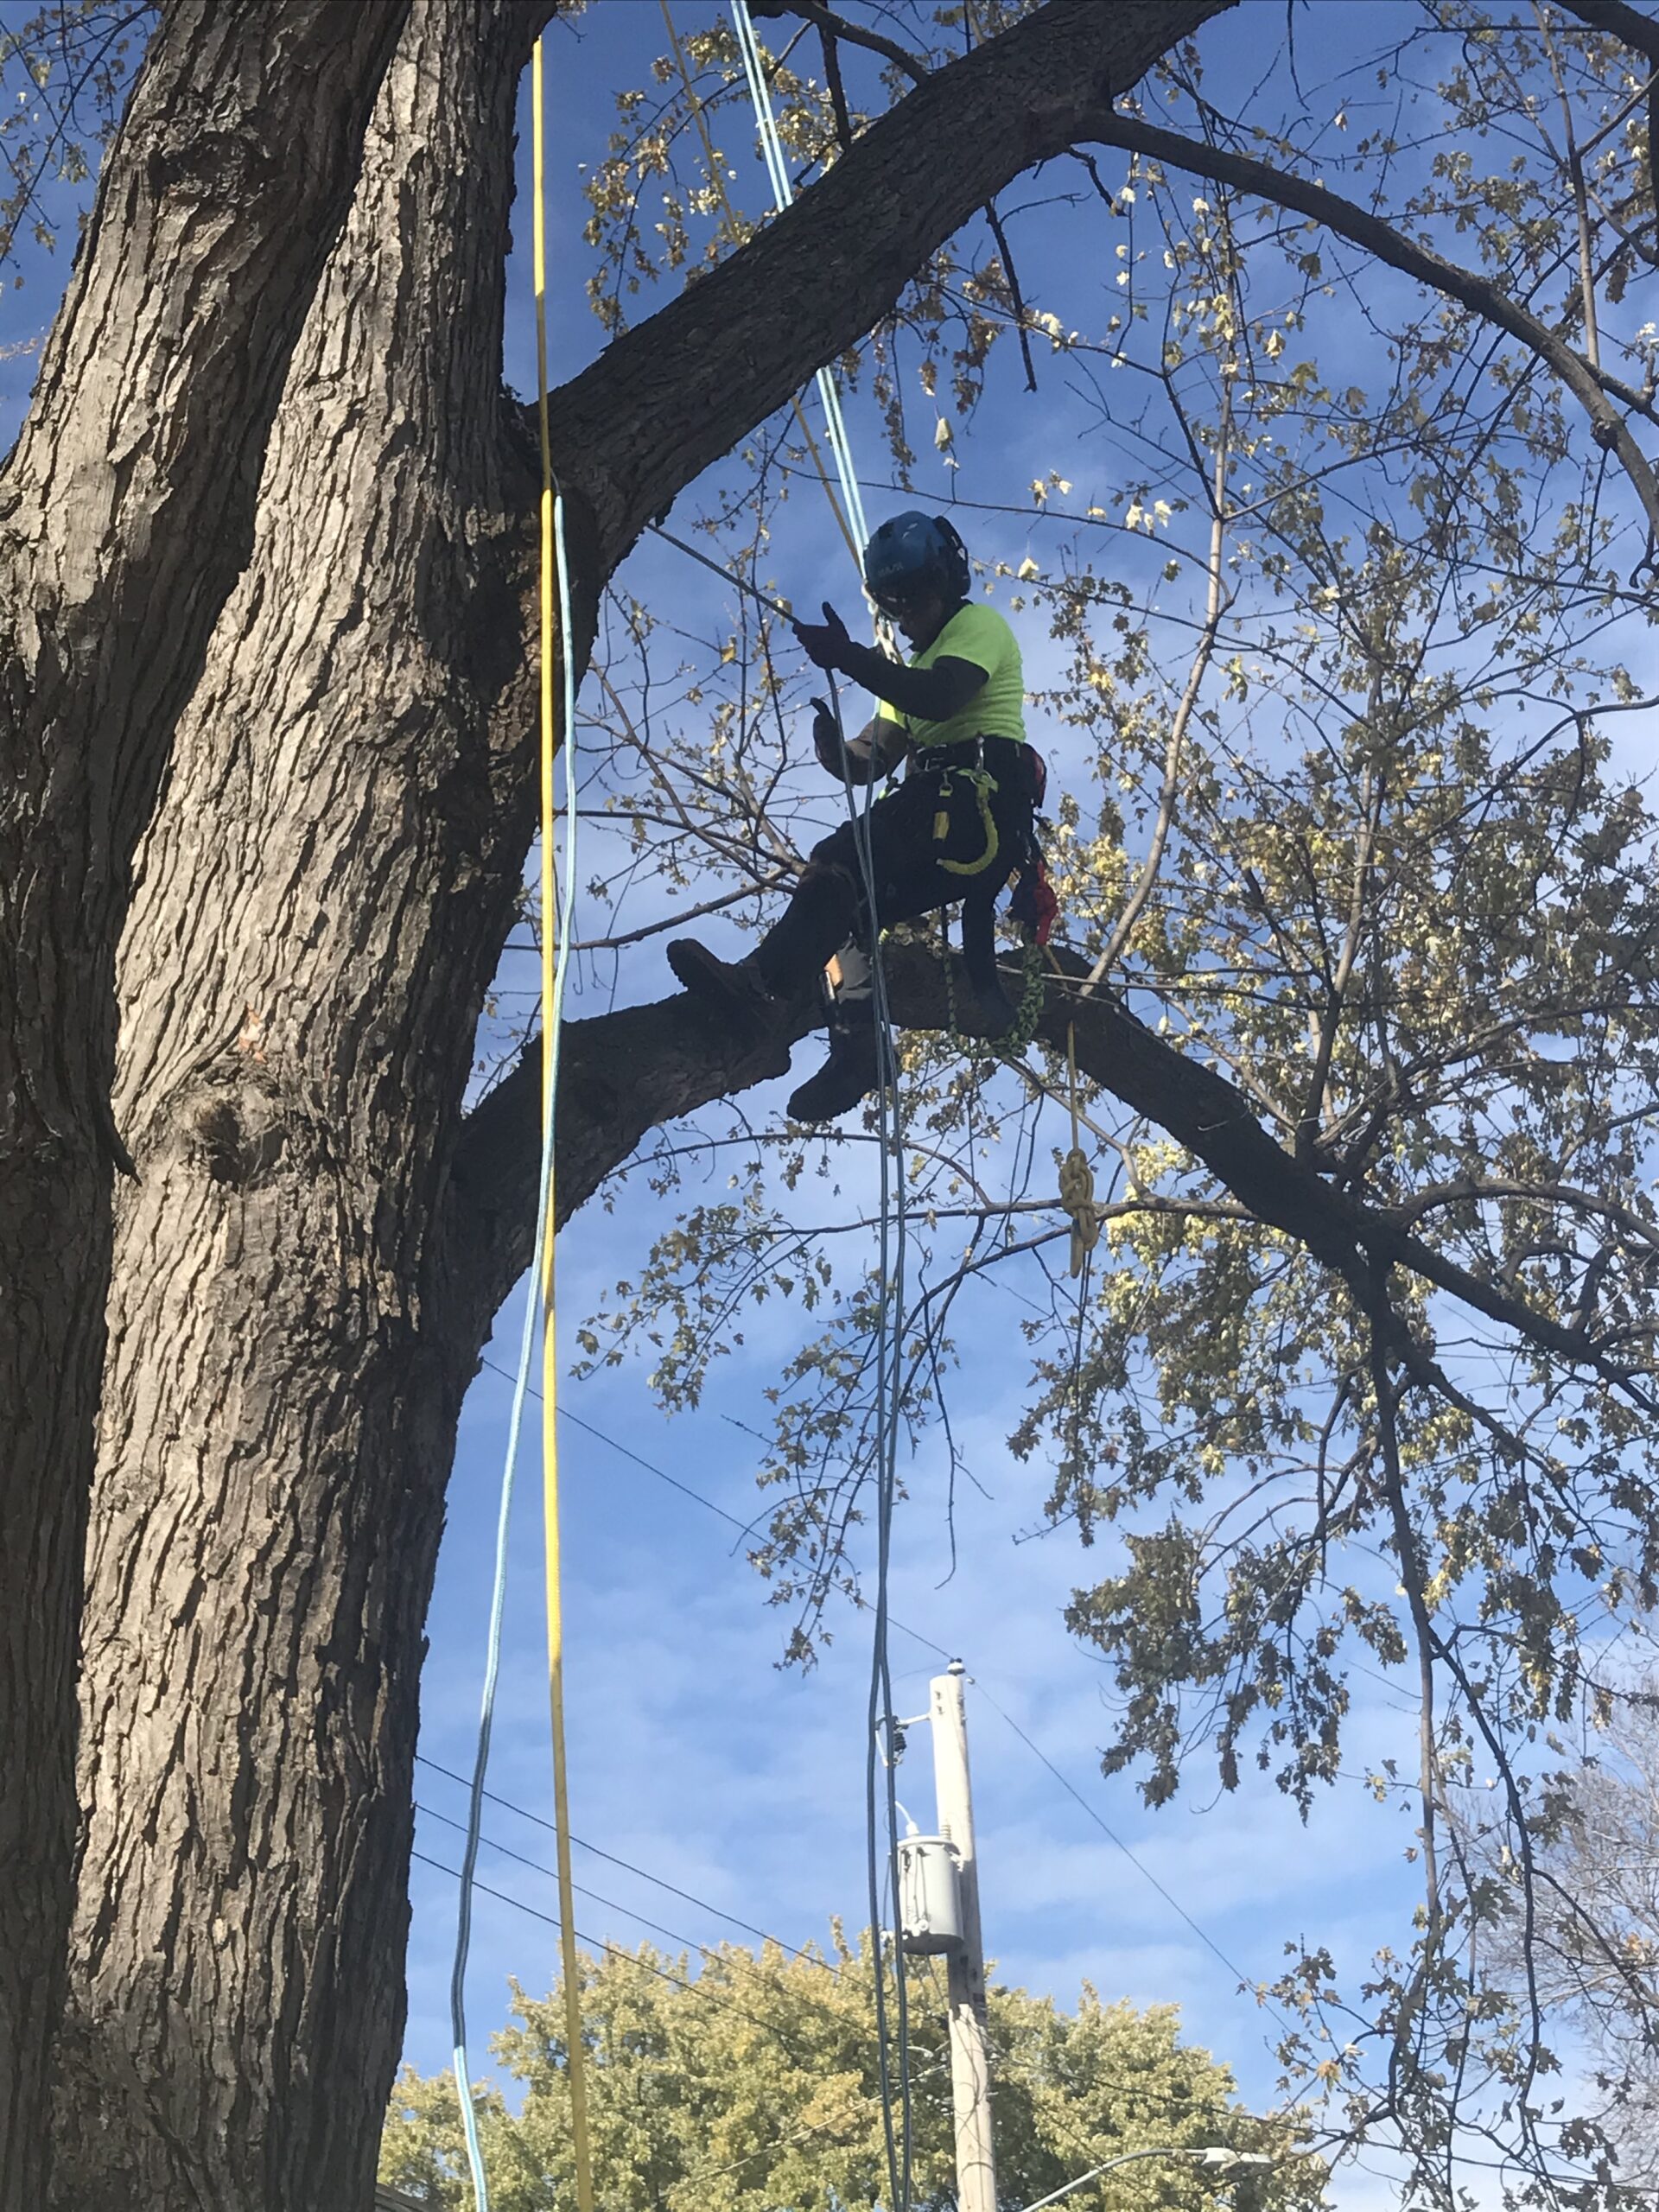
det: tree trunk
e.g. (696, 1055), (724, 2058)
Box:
(53, 3), (1224, 2202)
(0, 9), (406, 2202)
(51, 6), (559, 2204)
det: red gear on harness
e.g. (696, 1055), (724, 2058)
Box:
(1006, 745), (1058, 944)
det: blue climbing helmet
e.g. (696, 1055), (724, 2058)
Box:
(861, 510), (970, 613)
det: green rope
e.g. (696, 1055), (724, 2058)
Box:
(940, 918), (1046, 1063)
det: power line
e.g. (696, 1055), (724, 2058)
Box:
(970, 1681), (1289, 2031)
(476, 1354), (956, 1664)
(416, 1830), (1255, 2133)
(464, 1367), (1274, 2024)
(422, 1800), (823, 1978)
(417, 1749), (829, 1964)
(418, 1851), (815, 2056)
(421, 1802), (905, 2064)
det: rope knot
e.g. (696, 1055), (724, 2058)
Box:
(1058, 1147), (1099, 1278)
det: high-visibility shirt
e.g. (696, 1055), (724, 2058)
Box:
(874, 601), (1027, 751)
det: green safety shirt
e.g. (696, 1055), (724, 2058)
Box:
(874, 601), (1027, 752)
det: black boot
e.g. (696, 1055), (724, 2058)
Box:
(960, 898), (1016, 1036)
(967, 969), (1016, 1036)
(667, 938), (779, 1037)
(788, 1021), (881, 1121)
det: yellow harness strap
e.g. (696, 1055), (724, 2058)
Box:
(935, 765), (1001, 878)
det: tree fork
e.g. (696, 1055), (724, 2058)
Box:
(548, 0), (1233, 566)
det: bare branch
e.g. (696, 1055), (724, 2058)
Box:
(1091, 109), (1659, 551)
(550, 1), (1234, 568)
(1088, 385), (1230, 987)
(748, 0), (928, 86)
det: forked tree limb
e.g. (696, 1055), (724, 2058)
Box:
(1555, 0), (1659, 67)
(446, 939), (1652, 1413)
(0, 0), (415, 839)
(1554, 0), (1659, 219)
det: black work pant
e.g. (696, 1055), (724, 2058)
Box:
(753, 737), (1036, 997)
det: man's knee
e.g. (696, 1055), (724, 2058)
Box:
(800, 848), (861, 911)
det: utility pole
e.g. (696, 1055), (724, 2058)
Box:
(931, 1659), (996, 2212)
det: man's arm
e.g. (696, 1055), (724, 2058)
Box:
(793, 604), (990, 723)
(847, 651), (987, 723)
(814, 706), (912, 784)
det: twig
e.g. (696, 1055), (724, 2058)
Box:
(571, 867), (792, 953)
(1086, 385), (1232, 988)
(982, 197), (1037, 391)
(755, 0), (927, 86)
(1091, 108), (1659, 549)
(819, 20), (853, 153)
(1296, 677), (1385, 1162)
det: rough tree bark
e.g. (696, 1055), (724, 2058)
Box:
(0, 7), (408, 2202)
(50, 3), (1228, 2207)
(50, 3), (557, 2202)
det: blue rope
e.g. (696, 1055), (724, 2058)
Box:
(729, 0), (874, 554)
(732, 0), (916, 2176)
(824, 662), (915, 2212)
(450, 1143), (551, 2203)
(450, 483), (581, 2212)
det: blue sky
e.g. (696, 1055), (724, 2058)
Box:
(7, 5), (1656, 2206)
(425, 15), (1659, 2209)
(422, 10), (1484, 2208)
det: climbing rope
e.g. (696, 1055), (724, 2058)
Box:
(533, 34), (596, 2210)
(724, 7), (914, 2195)
(450, 37), (594, 2212)
(728, 0), (874, 554)
(658, 0), (863, 572)
(1059, 1022), (1100, 1279)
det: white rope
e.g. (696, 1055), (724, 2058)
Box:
(729, 12), (913, 2202)
(729, 0), (874, 553)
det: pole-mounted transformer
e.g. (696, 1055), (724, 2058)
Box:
(897, 1832), (964, 1955)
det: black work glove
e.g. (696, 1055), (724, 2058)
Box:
(810, 696), (844, 771)
(792, 601), (856, 672)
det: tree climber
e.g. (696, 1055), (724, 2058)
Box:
(667, 511), (1046, 1120)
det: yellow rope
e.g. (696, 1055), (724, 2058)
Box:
(534, 40), (596, 2212)
(658, 0), (861, 573)
(1059, 1021), (1099, 1278)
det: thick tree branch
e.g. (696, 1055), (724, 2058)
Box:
(1, 0), (411, 826)
(1091, 110), (1659, 550)
(549, 0), (1232, 569)
(1555, 0), (1659, 66)
(445, 940), (1651, 1412)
